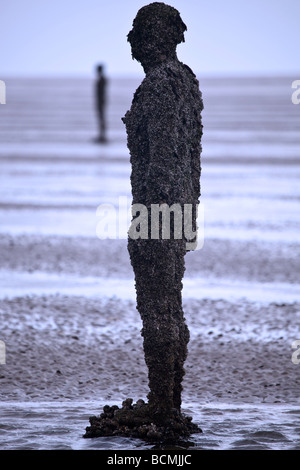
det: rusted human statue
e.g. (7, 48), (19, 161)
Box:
(84, 2), (203, 442)
(125, 0), (203, 421)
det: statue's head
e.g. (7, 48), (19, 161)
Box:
(96, 64), (104, 75)
(127, 2), (187, 72)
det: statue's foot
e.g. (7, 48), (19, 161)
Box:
(83, 398), (201, 444)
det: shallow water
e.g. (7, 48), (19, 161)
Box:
(1, 401), (300, 450)
(1, 270), (300, 304)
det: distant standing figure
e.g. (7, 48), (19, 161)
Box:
(95, 64), (107, 143)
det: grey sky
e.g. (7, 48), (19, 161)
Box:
(1, 0), (299, 77)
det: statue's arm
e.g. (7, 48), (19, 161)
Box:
(145, 80), (178, 206)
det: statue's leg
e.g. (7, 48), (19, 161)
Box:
(170, 241), (189, 411)
(173, 317), (189, 410)
(98, 106), (106, 140)
(128, 238), (189, 421)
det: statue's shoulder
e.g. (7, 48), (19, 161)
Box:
(136, 67), (173, 103)
(131, 60), (201, 111)
(177, 62), (200, 89)
(141, 61), (184, 93)
(145, 60), (188, 80)
(181, 63), (196, 78)
(148, 60), (199, 89)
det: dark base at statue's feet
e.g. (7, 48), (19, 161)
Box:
(83, 398), (202, 445)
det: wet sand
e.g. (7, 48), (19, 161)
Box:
(0, 241), (299, 406)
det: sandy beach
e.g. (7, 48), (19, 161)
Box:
(0, 235), (299, 406)
(0, 76), (300, 449)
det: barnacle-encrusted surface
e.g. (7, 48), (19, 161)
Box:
(86, 2), (203, 442)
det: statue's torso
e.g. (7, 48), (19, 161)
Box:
(124, 59), (203, 208)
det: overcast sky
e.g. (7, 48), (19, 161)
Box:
(1, 0), (299, 77)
